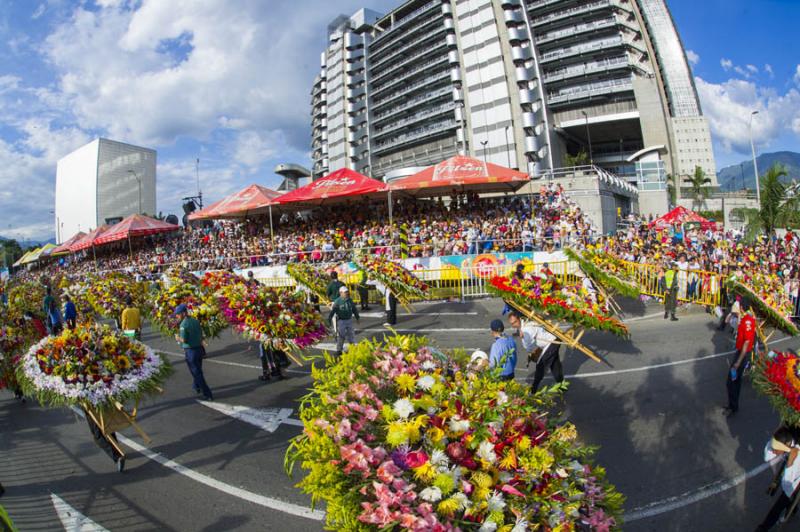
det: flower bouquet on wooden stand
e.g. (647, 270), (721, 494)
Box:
(15, 325), (172, 458)
(725, 278), (799, 349)
(355, 255), (428, 311)
(286, 263), (330, 302)
(5, 281), (46, 322)
(86, 272), (150, 323)
(286, 334), (624, 531)
(0, 325), (25, 397)
(564, 248), (641, 315)
(152, 275), (227, 339)
(753, 350), (800, 428)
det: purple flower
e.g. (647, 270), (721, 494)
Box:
(391, 446), (411, 470)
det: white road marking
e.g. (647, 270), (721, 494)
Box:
(51, 493), (109, 532)
(160, 351), (309, 375)
(623, 312), (667, 323)
(626, 458), (779, 521)
(359, 311), (478, 318)
(116, 435), (324, 521)
(197, 401), (302, 432)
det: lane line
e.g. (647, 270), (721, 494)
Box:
(197, 400), (301, 432)
(626, 459), (778, 522)
(51, 493), (110, 532)
(116, 434), (325, 521)
(160, 351), (309, 375)
(359, 311), (478, 318)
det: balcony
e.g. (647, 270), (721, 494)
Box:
(519, 88), (536, 104)
(535, 18), (618, 46)
(547, 77), (633, 105)
(502, 0), (522, 6)
(504, 9), (524, 24)
(515, 65), (535, 81)
(446, 34), (458, 47)
(522, 112), (537, 129)
(371, 69), (449, 110)
(370, 25), (447, 71)
(539, 36), (624, 64)
(347, 99), (366, 114)
(370, 12), (442, 62)
(370, 55), (448, 96)
(543, 56), (629, 83)
(372, 86), (452, 122)
(531, 0), (621, 28)
(508, 27), (528, 43)
(372, 102), (456, 139)
(450, 67), (462, 82)
(524, 135), (539, 154)
(373, 119), (455, 155)
(346, 86), (365, 100)
(370, 40), (448, 82)
(371, 0), (439, 48)
(511, 46), (533, 62)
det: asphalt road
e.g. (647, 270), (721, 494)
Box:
(2, 298), (799, 531)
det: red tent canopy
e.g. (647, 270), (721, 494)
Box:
(275, 168), (387, 206)
(389, 155), (529, 197)
(189, 184), (282, 220)
(51, 231), (86, 255)
(649, 206), (715, 230)
(70, 225), (110, 252)
(95, 214), (181, 245)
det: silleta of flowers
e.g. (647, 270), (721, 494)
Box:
(16, 325), (172, 410)
(286, 263), (330, 301)
(86, 272), (149, 320)
(725, 278), (800, 337)
(152, 276), (228, 339)
(286, 335), (623, 531)
(753, 350), (800, 427)
(5, 281), (46, 322)
(563, 248), (641, 300)
(0, 325), (25, 391)
(61, 277), (99, 323)
(216, 283), (327, 352)
(355, 256), (428, 306)
(488, 275), (629, 338)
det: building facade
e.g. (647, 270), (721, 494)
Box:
(310, 0), (715, 196)
(55, 138), (156, 243)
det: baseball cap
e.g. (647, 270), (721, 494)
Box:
(173, 303), (189, 316)
(490, 319), (504, 332)
(470, 350), (488, 363)
(339, 286), (349, 293)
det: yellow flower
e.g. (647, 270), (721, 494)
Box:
(499, 448), (518, 469)
(395, 373), (416, 394)
(381, 404), (397, 421)
(426, 426), (445, 445)
(471, 471), (493, 490)
(433, 473), (455, 494)
(412, 462), (437, 482)
(516, 435), (531, 451)
(386, 421), (409, 447)
(437, 497), (460, 516)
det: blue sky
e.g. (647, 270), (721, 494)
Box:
(0, 0), (798, 240)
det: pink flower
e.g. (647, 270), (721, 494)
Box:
(405, 449), (429, 469)
(377, 460), (402, 484)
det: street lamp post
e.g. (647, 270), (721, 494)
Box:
(504, 126), (512, 168)
(581, 111), (593, 166)
(749, 110), (760, 205)
(128, 169), (142, 214)
(480, 140), (489, 166)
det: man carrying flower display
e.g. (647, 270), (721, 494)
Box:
(508, 310), (563, 392)
(120, 296), (141, 340)
(174, 303), (213, 401)
(725, 303), (756, 417)
(488, 319), (517, 381)
(328, 286), (359, 358)
(755, 425), (800, 531)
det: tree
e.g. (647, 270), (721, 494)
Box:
(731, 163), (794, 239)
(683, 166), (711, 211)
(564, 150), (589, 167)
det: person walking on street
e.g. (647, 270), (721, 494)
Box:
(42, 286), (55, 334)
(258, 341), (286, 382)
(385, 290), (397, 326)
(174, 303), (213, 400)
(328, 286), (360, 357)
(508, 310), (563, 392)
(755, 426), (800, 531)
(488, 319), (517, 381)
(63, 295), (77, 330)
(663, 261), (679, 321)
(357, 269), (370, 311)
(83, 407), (125, 472)
(724, 303), (756, 417)
(120, 296), (141, 339)
(47, 299), (63, 336)
(326, 271), (345, 303)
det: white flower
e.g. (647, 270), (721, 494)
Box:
(416, 375), (435, 391)
(487, 491), (506, 512)
(496, 391), (508, 405)
(419, 486), (442, 502)
(421, 360), (437, 371)
(430, 449), (449, 467)
(478, 520), (498, 532)
(511, 517), (529, 532)
(448, 416), (470, 433)
(476, 440), (497, 464)
(452, 492), (471, 509)
(392, 398), (414, 419)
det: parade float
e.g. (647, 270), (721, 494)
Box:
(725, 276), (799, 348)
(0, 325), (24, 394)
(753, 350), (800, 428)
(286, 263), (331, 302)
(355, 255), (428, 310)
(15, 325), (172, 458)
(286, 334), (624, 531)
(563, 248), (641, 311)
(86, 272), (150, 321)
(152, 275), (228, 339)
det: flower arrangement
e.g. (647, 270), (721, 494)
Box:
(5, 281), (46, 322)
(201, 270), (243, 294)
(0, 325), (24, 391)
(564, 248), (641, 300)
(152, 276), (228, 338)
(15, 325), (172, 410)
(86, 272), (150, 320)
(286, 335), (624, 531)
(61, 278), (99, 323)
(488, 276), (629, 338)
(725, 279), (799, 337)
(753, 350), (800, 427)
(286, 263), (330, 301)
(355, 256), (428, 305)
(217, 283), (327, 351)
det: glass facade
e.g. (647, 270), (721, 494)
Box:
(635, 160), (667, 191)
(96, 139), (157, 224)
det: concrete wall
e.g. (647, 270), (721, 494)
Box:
(638, 189), (670, 220)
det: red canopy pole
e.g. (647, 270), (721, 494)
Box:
(269, 204), (274, 244)
(128, 234), (133, 259)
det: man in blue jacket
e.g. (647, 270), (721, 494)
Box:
(488, 319), (517, 381)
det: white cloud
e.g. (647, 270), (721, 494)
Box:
(746, 64), (758, 74)
(765, 64), (774, 78)
(686, 50), (699, 66)
(794, 65), (800, 87)
(733, 65), (749, 78)
(695, 76), (800, 155)
(31, 4), (47, 20)
(721, 58), (733, 71)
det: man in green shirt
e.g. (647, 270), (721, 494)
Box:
(357, 269), (370, 311)
(326, 271), (345, 302)
(328, 286), (360, 357)
(174, 303), (213, 400)
(42, 286), (54, 334)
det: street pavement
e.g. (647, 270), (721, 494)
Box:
(2, 297), (799, 531)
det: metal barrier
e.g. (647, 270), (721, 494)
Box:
(621, 261), (721, 307)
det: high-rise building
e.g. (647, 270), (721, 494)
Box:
(55, 138), (156, 243)
(310, 0), (716, 213)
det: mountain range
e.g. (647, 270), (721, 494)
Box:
(0, 235), (56, 248)
(717, 151), (800, 191)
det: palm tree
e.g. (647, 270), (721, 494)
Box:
(731, 163), (794, 238)
(683, 166), (711, 211)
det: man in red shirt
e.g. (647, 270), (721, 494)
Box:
(725, 303), (757, 416)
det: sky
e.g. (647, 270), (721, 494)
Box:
(0, 0), (798, 241)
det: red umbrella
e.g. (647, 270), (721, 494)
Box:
(275, 168), (387, 206)
(189, 184), (282, 220)
(389, 155), (529, 197)
(94, 214), (180, 245)
(649, 206), (714, 230)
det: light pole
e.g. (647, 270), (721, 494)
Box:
(504, 126), (512, 168)
(581, 111), (593, 166)
(480, 140), (489, 166)
(749, 110), (760, 205)
(128, 169), (142, 214)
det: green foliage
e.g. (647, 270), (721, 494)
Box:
(725, 279), (799, 337)
(564, 149), (589, 167)
(683, 166), (712, 210)
(734, 164), (796, 237)
(564, 248), (641, 300)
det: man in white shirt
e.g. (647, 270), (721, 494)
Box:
(756, 425), (800, 530)
(508, 310), (564, 392)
